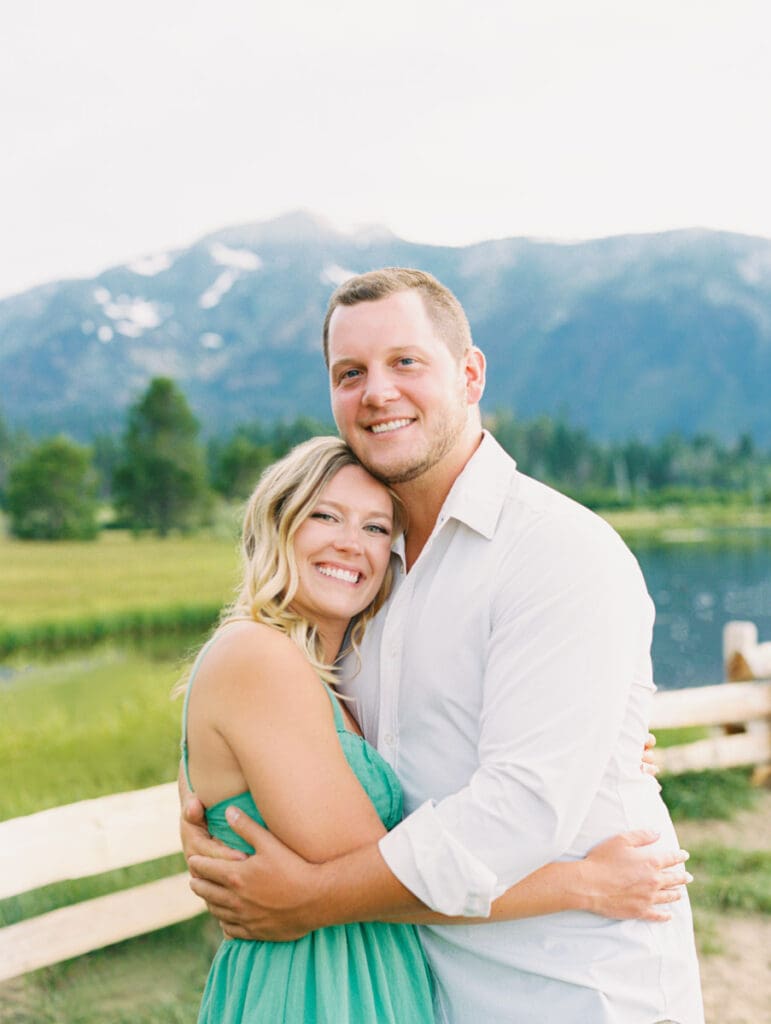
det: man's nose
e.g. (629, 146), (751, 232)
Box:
(362, 369), (398, 407)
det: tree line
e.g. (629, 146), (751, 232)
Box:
(1, 378), (769, 541)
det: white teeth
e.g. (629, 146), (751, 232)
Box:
(370, 419), (411, 434)
(317, 565), (361, 584)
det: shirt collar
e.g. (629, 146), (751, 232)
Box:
(439, 430), (517, 539)
(391, 431), (517, 566)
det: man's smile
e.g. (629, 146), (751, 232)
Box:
(367, 418), (414, 435)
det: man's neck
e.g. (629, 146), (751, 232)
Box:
(396, 428), (484, 571)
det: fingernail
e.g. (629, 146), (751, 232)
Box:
(680, 849), (690, 860)
(226, 806), (240, 824)
(685, 871), (694, 883)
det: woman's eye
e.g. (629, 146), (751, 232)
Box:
(365, 524), (390, 535)
(311, 512), (335, 521)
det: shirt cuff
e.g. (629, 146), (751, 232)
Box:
(378, 799), (499, 917)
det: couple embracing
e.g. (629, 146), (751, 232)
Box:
(179, 268), (704, 1023)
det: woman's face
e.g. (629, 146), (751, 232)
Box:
(290, 465), (395, 645)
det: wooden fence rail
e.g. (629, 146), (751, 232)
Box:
(2, 622), (769, 984)
(0, 783), (203, 983)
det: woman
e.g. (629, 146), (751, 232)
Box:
(181, 436), (688, 1024)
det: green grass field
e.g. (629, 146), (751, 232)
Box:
(0, 531), (239, 629)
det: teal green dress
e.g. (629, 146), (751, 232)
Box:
(181, 656), (435, 1023)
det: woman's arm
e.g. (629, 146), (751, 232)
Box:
(184, 622), (388, 864)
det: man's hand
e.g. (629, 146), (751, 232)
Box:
(578, 830), (692, 922)
(178, 764), (246, 870)
(188, 806), (321, 941)
(180, 792), (247, 870)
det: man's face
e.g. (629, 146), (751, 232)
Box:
(327, 290), (472, 484)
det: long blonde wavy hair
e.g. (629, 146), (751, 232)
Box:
(215, 436), (404, 684)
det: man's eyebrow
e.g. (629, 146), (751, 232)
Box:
(329, 356), (360, 374)
(329, 345), (424, 374)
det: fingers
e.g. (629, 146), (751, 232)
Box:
(654, 889), (682, 904)
(189, 875), (240, 913)
(619, 829), (661, 848)
(645, 731), (657, 749)
(642, 907), (673, 922)
(188, 853), (245, 887)
(183, 795), (207, 826)
(224, 805), (271, 847)
(186, 835), (247, 864)
(656, 847), (690, 870)
(657, 869), (693, 890)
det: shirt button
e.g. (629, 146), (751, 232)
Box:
(384, 733), (395, 746)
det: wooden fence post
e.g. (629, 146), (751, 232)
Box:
(723, 620), (771, 784)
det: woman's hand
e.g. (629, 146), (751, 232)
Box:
(641, 731), (660, 778)
(577, 830), (692, 922)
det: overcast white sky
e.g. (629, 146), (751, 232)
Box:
(1, 0), (769, 299)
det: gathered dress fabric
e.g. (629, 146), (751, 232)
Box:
(181, 665), (435, 1024)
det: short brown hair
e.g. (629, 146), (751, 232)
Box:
(322, 267), (472, 366)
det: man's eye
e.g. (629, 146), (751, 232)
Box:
(339, 368), (362, 381)
(397, 357), (416, 366)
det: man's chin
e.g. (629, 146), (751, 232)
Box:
(358, 452), (428, 486)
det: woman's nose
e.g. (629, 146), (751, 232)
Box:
(332, 522), (363, 552)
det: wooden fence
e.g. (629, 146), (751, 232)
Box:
(0, 783), (202, 983)
(648, 619), (771, 779)
(1, 622), (769, 984)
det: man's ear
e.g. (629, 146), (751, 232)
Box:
(464, 347), (486, 405)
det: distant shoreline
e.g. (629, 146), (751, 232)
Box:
(601, 504), (771, 544)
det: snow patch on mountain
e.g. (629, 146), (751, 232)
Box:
(92, 287), (164, 337)
(321, 264), (357, 287)
(199, 271), (237, 309)
(129, 251), (174, 276)
(210, 242), (263, 271)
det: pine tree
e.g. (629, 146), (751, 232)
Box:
(113, 378), (209, 536)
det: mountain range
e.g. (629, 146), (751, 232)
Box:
(1, 210), (770, 443)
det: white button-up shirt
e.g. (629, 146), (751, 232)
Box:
(339, 432), (703, 1024)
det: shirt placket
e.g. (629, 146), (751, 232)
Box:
(376, 515), (449, 767)
(377, 568), (411, 767)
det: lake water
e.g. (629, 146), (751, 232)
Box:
(631, 533), (771, 689)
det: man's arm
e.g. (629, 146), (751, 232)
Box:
(188, 806), (690, 940)
(377, 519), (656, 915)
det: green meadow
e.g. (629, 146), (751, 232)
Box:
(0, 530), (239, 628)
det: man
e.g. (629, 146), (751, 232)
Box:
(183, 268), (703, 1023)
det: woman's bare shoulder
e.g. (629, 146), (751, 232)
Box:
(194, 620), (317, 697)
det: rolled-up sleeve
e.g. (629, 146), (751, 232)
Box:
(378, 516), (654, 916)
